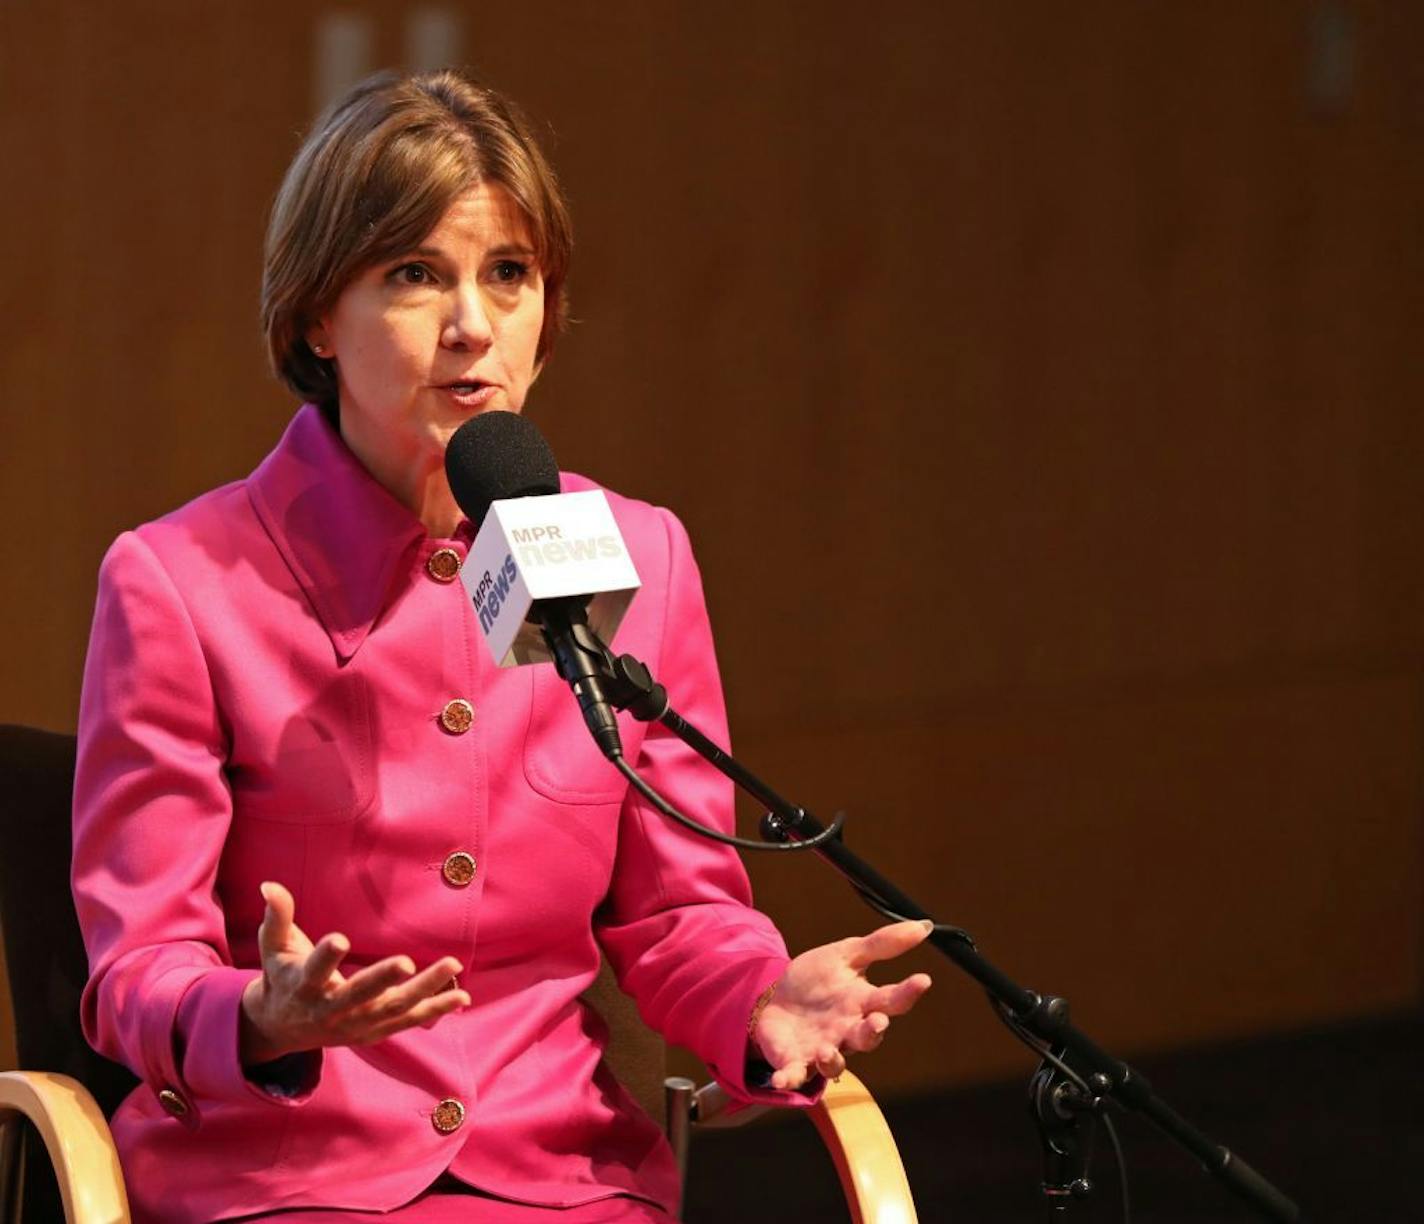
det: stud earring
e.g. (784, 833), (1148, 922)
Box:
(312, 342), (328, 356)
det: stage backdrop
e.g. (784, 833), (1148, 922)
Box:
(2, 1), (1421, 1097)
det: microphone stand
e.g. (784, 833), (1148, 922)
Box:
(593, 652), (1301, 1223)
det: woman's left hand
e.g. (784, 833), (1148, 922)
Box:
(751, 919), (934, 1091)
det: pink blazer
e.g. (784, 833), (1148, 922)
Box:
(72, 406), (804, 1223)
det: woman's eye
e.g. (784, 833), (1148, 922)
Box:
(490, 259), (529, 284)
(392, 262), (433, 285)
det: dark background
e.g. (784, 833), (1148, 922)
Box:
(1, 1), (1420, 1217)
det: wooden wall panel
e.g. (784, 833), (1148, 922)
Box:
(2, 2), (1421, 1100)
(732, 667), (1423, 1090)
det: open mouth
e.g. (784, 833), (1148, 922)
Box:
(440, 382), (497, 407)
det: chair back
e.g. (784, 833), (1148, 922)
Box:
(0, 726), (137, 1118)
(580, 960), (668, 1128)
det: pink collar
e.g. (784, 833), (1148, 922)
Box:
(246, 405), (471, 661)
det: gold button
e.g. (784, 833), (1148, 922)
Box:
(427, 548), (461, 583)
(157, 1088), (188, 1118)
(432, 1097), (466, 1134)
(439, 699), (475, 734)
(441, 851), (477, 887)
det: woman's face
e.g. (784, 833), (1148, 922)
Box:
(308, 182), (545, 503)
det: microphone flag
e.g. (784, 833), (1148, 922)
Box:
(462, 489), (641, 667)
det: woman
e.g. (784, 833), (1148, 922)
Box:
(71, 70), (932, 1222)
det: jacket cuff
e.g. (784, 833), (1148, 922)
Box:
(175, 966), (322, 1115)
(135, 961), (210, 1129)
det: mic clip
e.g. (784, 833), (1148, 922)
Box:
(603, 653), (670, 722)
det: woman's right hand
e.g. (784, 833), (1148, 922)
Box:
(238, 881), (470, 1066)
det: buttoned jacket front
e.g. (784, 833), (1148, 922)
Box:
(72, 406), (800, 1223)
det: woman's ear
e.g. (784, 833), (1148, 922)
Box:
(305, 324), (332, 358)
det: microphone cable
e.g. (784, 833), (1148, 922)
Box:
(608, 753), (845, 853)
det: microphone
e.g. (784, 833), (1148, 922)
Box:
(445, 412), (640, 760)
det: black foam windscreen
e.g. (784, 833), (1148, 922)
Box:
(445, 411), (560, 528)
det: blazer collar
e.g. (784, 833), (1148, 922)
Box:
(246, 404), (466, 661)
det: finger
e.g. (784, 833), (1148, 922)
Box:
(331, 955), (418, 1010)
(295, 933), (351, 999)
(814, 1045), (846, 1080)
(841, 1012), (890, 1054)
(849, 919), (934, 970)
(865, 972), (933, 1016)
(258, 880), (296, 952)
(368, 988), (470, 1041)
(770, 1060), (811, 1092)
(369, 957), (464, 1020)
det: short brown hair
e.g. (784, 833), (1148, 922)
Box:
(261, 69), (573, 411)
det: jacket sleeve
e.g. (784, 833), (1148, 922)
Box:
(594, 509), (818, 1107)
(71, 530), (320, 1128)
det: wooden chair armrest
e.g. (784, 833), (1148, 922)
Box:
(807, 1070), (917, 1224)
(0, 1071), (130, 1223)
(675, 1070), (916, 1223)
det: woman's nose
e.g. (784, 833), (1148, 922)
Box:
(441, 285), (494, 350)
